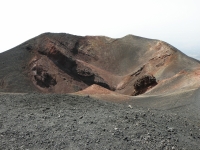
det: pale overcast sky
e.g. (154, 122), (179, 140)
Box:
(0, 0), (200, 59)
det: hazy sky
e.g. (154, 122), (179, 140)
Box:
(1, 0), (200, 59)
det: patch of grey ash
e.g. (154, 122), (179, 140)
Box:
(0, 93), (200, 150)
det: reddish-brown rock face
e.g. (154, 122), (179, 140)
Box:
(1, 33), (200, 99)
(132, 75), (157, 96)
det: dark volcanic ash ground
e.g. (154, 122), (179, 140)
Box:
(0, 93), (200, 150)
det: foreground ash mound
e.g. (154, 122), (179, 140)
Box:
(0, 33), (200, 98)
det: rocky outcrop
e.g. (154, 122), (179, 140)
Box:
(132, 75), (157, 96)
(28, 35), (111, 93)
(32, 65), (57, 88)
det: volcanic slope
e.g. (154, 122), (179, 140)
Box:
(2, 33), (200, 149)
(0, 33), (200, 98)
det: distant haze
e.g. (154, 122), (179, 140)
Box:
(0, 0), (200, 60)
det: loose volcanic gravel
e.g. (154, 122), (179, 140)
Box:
(0, 93), (200, 150)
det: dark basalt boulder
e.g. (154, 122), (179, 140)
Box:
(132, 75), (157, 96)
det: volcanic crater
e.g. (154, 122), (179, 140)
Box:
(0, 32), (200, 100)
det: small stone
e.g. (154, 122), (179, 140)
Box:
(167, 136), (171, 139)
(128, 105), (132, 109)
(167, 127), (175, 132)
